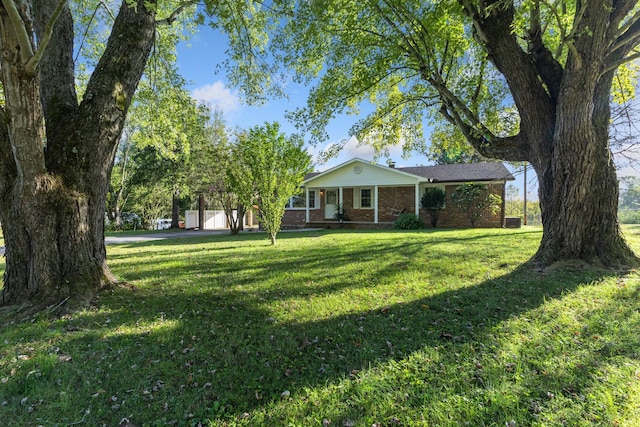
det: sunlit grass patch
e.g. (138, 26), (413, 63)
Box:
(1, 227), (639, 426)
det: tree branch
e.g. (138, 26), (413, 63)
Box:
(438, 103), (527, 162)
(603, 6), (640, 76)
(427, 65), (528, 162)
(65, 0), (157, 183)
(25, 0), (67, 74)
(526, 0), (563, 101)
(156, 0), (198, 25)
(609, 17), (640, 57)
(601, 50), (640, 76)
(427, 70), (492, 138)
(34, 0), (79, 164)
(611, 1), (639, 38)
(0, 0), (34, 63)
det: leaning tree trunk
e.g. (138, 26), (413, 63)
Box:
(0, 0), (157, 307)
(451, 0), (639, 268)
(532, 63), (636, 267)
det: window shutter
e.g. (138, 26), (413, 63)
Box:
(353, 187), (361, 209)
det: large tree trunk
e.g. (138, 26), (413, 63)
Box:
(0, 174), (116, 306)
(532, 64), (636, 266)
(0, 0), (157, 307)
(452, 0), (639, 268)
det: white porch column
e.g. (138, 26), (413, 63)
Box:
(415, 183), (421, 216)
(339, 187), (343, 206)
(374, 185), (379, 223)
(305, 187), (310, 223)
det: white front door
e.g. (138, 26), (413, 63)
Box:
(325, 189), (338, 219)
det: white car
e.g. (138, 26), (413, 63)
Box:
(154, 218), (172, 230)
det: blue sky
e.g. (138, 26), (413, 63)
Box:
(176, 26), (409, 166)
(176, 25), (537, 201)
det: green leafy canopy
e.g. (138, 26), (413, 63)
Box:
(271, 0), (640, 159)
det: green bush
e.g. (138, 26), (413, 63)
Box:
(394, 212), (424, 229)
(421, 187), (446, 228)
(451, 183), (502, 227)
(619, 209), (640, 224)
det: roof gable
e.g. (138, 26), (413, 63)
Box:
(304, 158), (426, 187)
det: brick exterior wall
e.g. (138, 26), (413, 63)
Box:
(281, 210), (307, 229)
(282, 183), (506, 229)
(377, 187), (416, 222)
(421, 184), (504, 228)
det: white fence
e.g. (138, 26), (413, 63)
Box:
(185, 209), (255, 230)
(185, 210), (229, 230)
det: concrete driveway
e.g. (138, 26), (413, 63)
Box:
(0, 229), (235, 256)
(104, 229), (231, 244)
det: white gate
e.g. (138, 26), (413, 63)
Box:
(184, 210), (229, 230)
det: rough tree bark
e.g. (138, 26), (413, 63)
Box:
(445, 0), (640, 267)
(171, 191), (180, 229)
(0, 0), (157, 307)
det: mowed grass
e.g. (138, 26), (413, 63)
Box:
(1, 227), (640, 426)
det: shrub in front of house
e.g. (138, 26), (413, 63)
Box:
(394, 213), (424, 230)
(421, 187), (446, 228)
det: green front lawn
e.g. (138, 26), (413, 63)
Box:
(1, 227), (639, 426)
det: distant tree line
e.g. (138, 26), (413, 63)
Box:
(106, 105), (311, 244)
(619, 176), (640, 224)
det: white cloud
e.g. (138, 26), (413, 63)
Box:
(343, 136), (377, 158)
(314, 135), (408, 169)
(343, 136), (405, 163)
(191, 81), (240, 113)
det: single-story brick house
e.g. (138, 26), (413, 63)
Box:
(282, 158), (515, 229)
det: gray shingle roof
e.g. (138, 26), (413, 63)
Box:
(304, 171), (322, 180)
(303, 160), (514, 183)
(397, 162), (514, 182)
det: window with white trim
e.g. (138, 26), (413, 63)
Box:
(353, 187), (373, 209)
(286, 190), (317, 209)
(308, 190), (316, 208)
(361, 188), (372, 208)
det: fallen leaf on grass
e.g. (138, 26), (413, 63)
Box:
(439, 332), (458, 340)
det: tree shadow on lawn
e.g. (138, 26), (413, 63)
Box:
(105, 228), (539, 290)
(4, 229), (631, 425)
(8, 270), (629, 424)
(106, 227), (541, 255)
(106, 231), (438, 293)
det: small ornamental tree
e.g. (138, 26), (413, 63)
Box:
(237, 122), (312, 245)
(450, 183), (502, 227)
(223, 143), (256, 234)
(421, 187), (446, 228)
